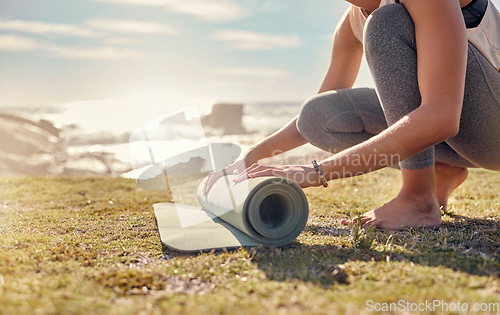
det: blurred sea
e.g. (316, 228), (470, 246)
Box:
(2, 99), (326, 177)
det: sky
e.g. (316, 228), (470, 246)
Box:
(2, 0), (498, 108)
(0, 0), (375, 108)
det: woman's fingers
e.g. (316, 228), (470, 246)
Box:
(203, 171), (220, 195)
(238, 164), (275, 180)
(234, 165), (306, 184)
(233, 163), (262, 181)
(235, 169), (281, 183)
(234, 165), (305, 183)
(231, 160), (250, 175)
(213, 163), (317, 187)
(231, 164), (319, 188)
(204, 161), (257, 194)
(203, 160), (250, 194)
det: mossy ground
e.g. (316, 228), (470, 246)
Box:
(1, 169), (499, 314)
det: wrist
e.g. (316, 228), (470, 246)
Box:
(246, 143), (270, 162)
(243, 149), (259, 165)
(312, 160), (328, 188)
(318, 160), (334, 181)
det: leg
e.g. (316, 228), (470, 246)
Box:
(434, 142), (471, 209)
(442, 44), (500, 171)
(297, 88), (454, 228)
(344, 4), (444, 228)
(297, 87), (388, 154)
(434, 42), (500, 208)
(301, 6), (500, 226)
(435, 161), (468, 210)
(358, 166), (442, 229)
(354, 4), (500, 228)
(364, 4), (434, 170)
(297, 57), (469, 221)
(429, 41), (500, 208)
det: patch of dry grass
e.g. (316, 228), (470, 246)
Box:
(0, 169), (499, 314)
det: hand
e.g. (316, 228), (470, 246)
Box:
(202, 157), (255, 195)
(233, 163), (323, 189)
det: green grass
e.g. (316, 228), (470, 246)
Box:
(0, 169), (499, 314)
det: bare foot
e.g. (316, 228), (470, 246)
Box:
(341, 192), (441, 230)
(434, 162), (468, 210)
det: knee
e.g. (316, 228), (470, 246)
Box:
(297, 89), (370, 142)
(297, 90), (351, 143)
(296, 94), (330, 142)
(364, 4), (415, 57)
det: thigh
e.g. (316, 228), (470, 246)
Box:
(435, 142), (476, 168)
(446, 43), (500, 170)
(341, 87), (388, 135)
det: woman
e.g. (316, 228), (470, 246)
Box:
(205, 0), (500, 230)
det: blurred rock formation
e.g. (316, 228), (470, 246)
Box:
(201, 103), (247, 135)
(0, 112), (130, 177)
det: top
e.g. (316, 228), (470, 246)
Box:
(348, 0), (500, 71)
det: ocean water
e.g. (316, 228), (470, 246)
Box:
(5, 99), (318, 177)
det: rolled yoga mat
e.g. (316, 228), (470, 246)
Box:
(154, 175), (309, 252)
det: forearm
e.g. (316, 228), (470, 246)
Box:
(319, 104), (457, 179)
(319, 45), (362, 93)
(246, 117), (307, 162)
(319, 11), (363, 93)
(246, 8), (363, 163)
(319, 0), (467, 179)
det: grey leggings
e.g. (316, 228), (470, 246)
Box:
(297, 4), (500, 170)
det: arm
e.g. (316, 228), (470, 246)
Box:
(247, 9), (364, 164)
(235, 0), (468, 188)
(320, 0), (467, 179)
(203, 10), (363, 193)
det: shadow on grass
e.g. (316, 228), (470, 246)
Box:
(161, 215), (499, 287)
(276, 216), (498, 284)
(384, 215), (500, 276)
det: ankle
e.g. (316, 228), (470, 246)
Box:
(435, 162), (467, 175)
(397, 190), (439, 214)
(400, 167), (437, 198)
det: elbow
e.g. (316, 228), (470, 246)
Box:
(432, 118), (460, 142)
(446, 124), (460, 139)
(439, 108), (461, 140)
(419, 102), (461, 142)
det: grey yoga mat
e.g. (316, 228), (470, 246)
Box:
(154, 175), (309, 252)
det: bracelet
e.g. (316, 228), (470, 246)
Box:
(312, 160), (328, 188)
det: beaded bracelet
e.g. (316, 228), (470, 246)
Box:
(312, 160), (328, 188)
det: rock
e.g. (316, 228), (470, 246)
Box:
(201, 103), (247, 135)
(37, 119), (60, 137)
(62, 151), (131, 177)
(0, 112), (66, 175)
(64, 130), (131, 146)
(0, 112), (131, 177)
(159, 112), (191, 125)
